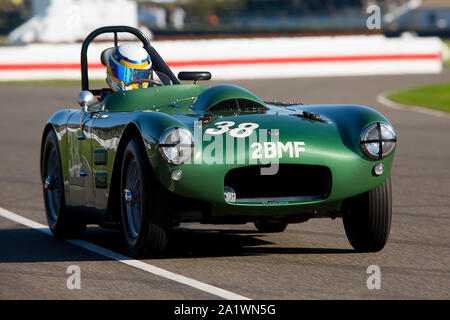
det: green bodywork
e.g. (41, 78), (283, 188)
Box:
(42, 83), (395, 222)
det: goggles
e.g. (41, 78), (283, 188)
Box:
(110, 61), (152, 84)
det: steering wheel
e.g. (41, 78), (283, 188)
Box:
(127, 79), (163, 88)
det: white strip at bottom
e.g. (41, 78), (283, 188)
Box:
(0, 207), (250, 300)
(377, 94), (450, 120)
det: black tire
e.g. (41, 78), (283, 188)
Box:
(342, 176), (392, 252)
(254, 219), (288, 233)
(42, 130), (86, 238)
(120, 136), (170, 257)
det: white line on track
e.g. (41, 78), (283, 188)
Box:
(0, 207), (251, 300)
(377, 93), (450, 120)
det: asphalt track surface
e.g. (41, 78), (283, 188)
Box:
(0, 70), (449, 300)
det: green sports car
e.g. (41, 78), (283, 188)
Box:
(40, 26), (397, 257)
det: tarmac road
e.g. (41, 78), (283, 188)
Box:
(0, 70), (449, 300)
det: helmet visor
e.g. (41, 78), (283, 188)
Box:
(110, 62), (152, 84)
(131, 69), (153, 82)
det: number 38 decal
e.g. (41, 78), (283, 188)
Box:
(205, 121), (259, 138)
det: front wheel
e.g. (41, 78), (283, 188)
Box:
(342, 176), (392, 252)
(120, 136), (170, 257)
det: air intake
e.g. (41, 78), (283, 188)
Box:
(224, 164), (332, 203)
(208, 98), (268, 113)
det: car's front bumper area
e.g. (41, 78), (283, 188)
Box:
(151, 145), (394, 218)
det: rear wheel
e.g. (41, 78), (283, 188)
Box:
(342, 176), (392, 252)
(42, 130), (86, 238)
(120, 136), (170, 257)
(254, 219), (288, 233)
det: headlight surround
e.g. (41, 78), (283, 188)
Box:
(158, 127), (194, 165)
(360, 122), (397, 159)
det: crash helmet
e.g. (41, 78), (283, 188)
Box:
(106, 44), (153, 91)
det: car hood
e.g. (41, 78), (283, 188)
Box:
(103, 83), (390, 160)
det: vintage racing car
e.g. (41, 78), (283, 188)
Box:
(40, 26), (397, 257)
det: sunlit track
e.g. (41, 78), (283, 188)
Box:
(0, 71), (449, 299)
(0, 207), (250, 300)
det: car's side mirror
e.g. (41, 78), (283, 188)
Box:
(77, 90), (96, 112)
(178, 71), (211, 83)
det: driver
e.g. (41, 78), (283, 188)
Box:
(106, 43), (161, 91)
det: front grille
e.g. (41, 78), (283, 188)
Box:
(224, 164), (332, 203)
(208, 98), (268, 113)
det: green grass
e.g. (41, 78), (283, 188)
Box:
(387, 83), (450, 113)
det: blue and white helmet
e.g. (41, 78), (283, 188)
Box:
(106, 44), (153, 91)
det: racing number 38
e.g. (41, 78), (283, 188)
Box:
(205, 121), (259, 138)
(205, 121), (306, 159)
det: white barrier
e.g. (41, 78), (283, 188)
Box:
(0, 35), (443, 81)
(9, 0), (138, 44)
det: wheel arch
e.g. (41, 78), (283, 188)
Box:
(106, 112), (188, 222)
(107, 122), (149, 221)
(40, 109), (73, 182)
(306, 104), (393, 155)
(40, 123), (58, 180)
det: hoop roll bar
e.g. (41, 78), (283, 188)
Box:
(81, 25), (180, 91)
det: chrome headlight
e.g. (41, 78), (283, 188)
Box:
(158, 128), (194, 165)
(360, 123), (397, 159)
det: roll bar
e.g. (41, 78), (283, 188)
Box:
(81, 26), (180, 91)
